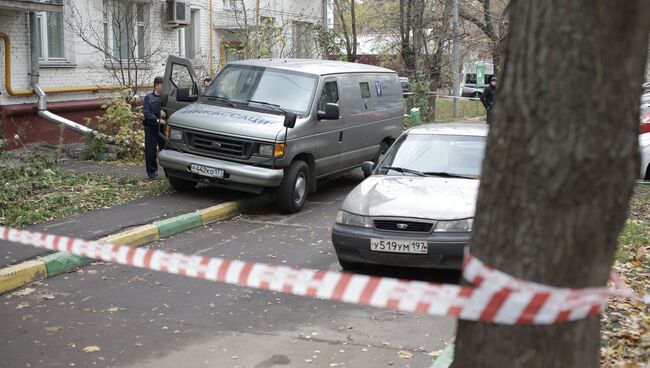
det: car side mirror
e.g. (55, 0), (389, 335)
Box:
(177, 87), (198, 102)
(284, 112), (297, 129)
(361, 161), (375, 178)
(317, 103), (340, 120)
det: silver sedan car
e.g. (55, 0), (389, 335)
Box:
(331, 122), (487, 270)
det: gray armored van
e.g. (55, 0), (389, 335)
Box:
(159, 57), (403, 212)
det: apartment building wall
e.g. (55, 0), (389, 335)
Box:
(0, 0), (322, 149)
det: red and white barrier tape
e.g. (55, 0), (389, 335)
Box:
(1, 226), (648, 325)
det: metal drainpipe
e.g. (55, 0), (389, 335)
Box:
(28, 12), (112, 142)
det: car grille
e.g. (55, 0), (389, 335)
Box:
(373, 219), (434, 233)
(187, 131), (253, 159)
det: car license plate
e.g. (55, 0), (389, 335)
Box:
(190, 164), (224, 179)
(370, 239), (428, 254)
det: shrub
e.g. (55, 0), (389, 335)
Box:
(83, 90), (144, 161)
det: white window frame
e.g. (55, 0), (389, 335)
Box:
(178, 9), (200, 59)
(223, 0), (239, 11)
(103, 0), (148, 62)
(35, 11), (67, 63)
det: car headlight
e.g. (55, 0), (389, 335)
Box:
(434, 218), (473, 232)
(169, 128), (183, 141)
(258, 144), (274, 156)
(336, 210), (372, 228)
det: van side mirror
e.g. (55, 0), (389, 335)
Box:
(361, 161), (375, 178)
(177, 88), (198, 102)
(317, 103), (340, 120)
(283, 112), (297, 129)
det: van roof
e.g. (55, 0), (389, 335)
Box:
(229, 59), (397, 76)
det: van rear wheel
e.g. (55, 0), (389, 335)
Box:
(277, 160), (309, 213)
(168, 176), (197, 192)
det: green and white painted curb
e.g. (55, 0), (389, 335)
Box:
(430, 340), (454, 368)
(0, 192), (276, 294)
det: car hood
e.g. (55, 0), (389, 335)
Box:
(341, 176), (479, 220)
(169, 103), (285, 141)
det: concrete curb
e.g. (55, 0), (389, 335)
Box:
(430, 340), (454, 368)
(0, 260), (48, 294)
(0, 192), (277, 295)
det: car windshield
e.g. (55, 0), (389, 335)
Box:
(203, 65), (317, 115)
(378, 133), (486, 178)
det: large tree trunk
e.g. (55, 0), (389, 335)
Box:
(454, 1), (649, 367)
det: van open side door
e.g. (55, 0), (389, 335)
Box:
(162, 55), (200, 115)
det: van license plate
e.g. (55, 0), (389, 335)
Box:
(190, 164), (224, 179)
(370, 239), (428, 254)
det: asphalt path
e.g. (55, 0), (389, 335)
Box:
(0, 187), (242, 268)
(0, 169), (458, 368)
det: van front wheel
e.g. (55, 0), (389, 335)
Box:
(277, 160), (309, 213)
(168, 177), (197, 192)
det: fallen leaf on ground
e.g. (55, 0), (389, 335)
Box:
(397, 350), (413, 359)
(13, 288), (35, 297)
(427, 350), (442, 357)
(45, 326), (63, 332)
(41, 294), (55, 300)
(83, 346), (101, 353)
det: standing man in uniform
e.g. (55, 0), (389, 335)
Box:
(143, 76), (166, 180)
(481, 76), (497, 124)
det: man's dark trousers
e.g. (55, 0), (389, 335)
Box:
(144, 123), (165, 178)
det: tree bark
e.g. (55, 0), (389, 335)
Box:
(454, 1), (649, 367)
(400, 0), (417, 71)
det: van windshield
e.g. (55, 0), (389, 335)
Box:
(203, 65), (318, 115)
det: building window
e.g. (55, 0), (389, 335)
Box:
(292, 21), (313, 58)
(35, 12), (65, 62)
(223, 0), (239, 10)
(178, 9), (200, 59)
(103, 0), (148, 61)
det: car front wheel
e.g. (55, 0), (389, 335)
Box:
(338, 259), (360, 271)
(277, 160), (309, 213)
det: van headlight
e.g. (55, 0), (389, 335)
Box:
(258, 144), (274, 156)
(169, 128), (183, 141)
(434, 219), (473, 232)
(336, 210), (372, 228)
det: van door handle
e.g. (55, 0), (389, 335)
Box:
(339, 131), (343, 143)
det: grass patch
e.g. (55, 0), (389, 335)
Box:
(602, 184), (650, 367)
(616, 184), (650, 262)
(434, 98), (486, 122)
(615, 222), (650, 263)
(0, 154), (171, 227)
